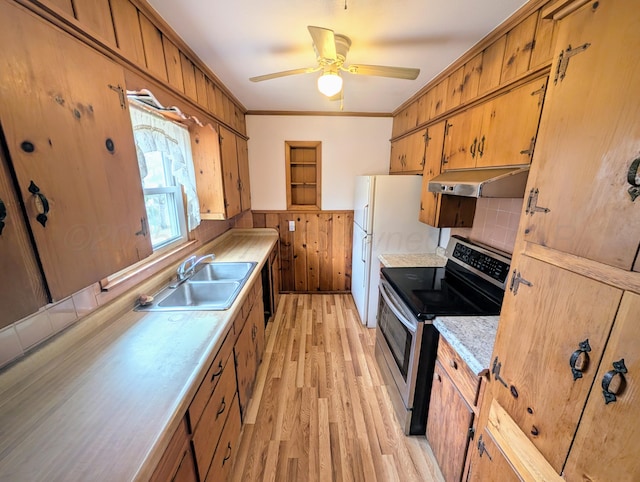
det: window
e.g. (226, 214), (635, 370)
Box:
(285, 141), (322, 210)
(129, 104), (200, 250)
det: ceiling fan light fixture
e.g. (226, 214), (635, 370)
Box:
(317, 71), (343, 97)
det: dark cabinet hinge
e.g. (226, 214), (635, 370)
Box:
(108, 84), (127, 110)
(554, 43), (591, 84)
(509, 270), (533, 295)
(477, 435), (492, 460)
(530, 80), (548, 107)
(519, 137), (536, 162)
(525, 188), (550, 215)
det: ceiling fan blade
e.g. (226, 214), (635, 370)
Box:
(249, 67), (319, 82)
(344, 64), (420, 80)
(308, 26), (337, 61)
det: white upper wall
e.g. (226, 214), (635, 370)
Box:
(246, 115), (392, 210)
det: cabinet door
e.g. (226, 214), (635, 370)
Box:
(523, 0), (640, 270)
(219, 126), (241, 218)
(419, 122), (446, 226)
(190, 123), (226, 220)
(389, 137), (406, 173)
(427, 361), (474, 482)
(476, 77), (547, 168)
(564, 291), (640, 480)
(235, 314), (257, 418)
(491, 254), (622, 472)
(442, 106), (484, 170)
(236, 137), (251, 212)
(466, 429), (520, 482)
(0, 144), (47, 329)
(404, 129), (427, 173)
(0, 2), (152, 300)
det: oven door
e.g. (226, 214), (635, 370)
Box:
(376, 277), (423, 409)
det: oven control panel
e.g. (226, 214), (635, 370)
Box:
(451, 242), (510, 284)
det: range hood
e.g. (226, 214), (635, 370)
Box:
(428, 166), (530, 198)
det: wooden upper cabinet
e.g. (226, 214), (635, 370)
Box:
(73, 0), (117, 46)
(0, 146), (48, 330)
(419, 121), (445, 225)
(0, 3), (152, 300)
(523, 0), (640, 270)
(219, 126), (241, 218)
(564, 291), (640, 481)
(461, 52), (483, 104)
(445, 66), (464, 112)
(529, 8), (558, 69)
(39, 0), (73, 16)
(491, 254), (622, 472)
(162, 37), (184, 93)
(392, 103), (418, 138)
(476, 76), (547, 168)
(442, 103), (485, 170)
(139, 13), (168, 82)
(500, 12), (537, 84)
(389, 129), (427, 174)
(443, 76), (546, 170)
(477, 36), (506, 96)
(110, 0), (146, 66)
(180, 53), (198, 102)
(430, 79), (449, 119)
(190, 123), (226, 220)
(236, 137), (251, 212)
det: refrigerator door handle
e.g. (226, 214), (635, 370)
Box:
(363, 204), (369, 233)
(361, 234), (369, 263)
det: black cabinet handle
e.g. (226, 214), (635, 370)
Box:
(602, 359), (627, 404)
(478, 135), (485, 157)
(27, 181), (49, 227)
(210, 361), (223, 382)
(569, 339), (591, 381)
(216, 396), (227, 419)
(627, 157), (640, 201)
(0, 197), (6, 235)
(470, 137), (477, 158)
(222, 442), (232, 466)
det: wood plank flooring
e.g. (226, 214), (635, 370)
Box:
(231, 294), (445, 481)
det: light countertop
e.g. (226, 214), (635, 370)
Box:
(0, 229), (278, 481)
(378, 249), (447, 268)
(433, 315), (499, 376)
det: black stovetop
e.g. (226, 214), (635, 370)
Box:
(381, 261), (505, 321)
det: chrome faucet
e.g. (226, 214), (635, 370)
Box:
(175, 253), (216, 286)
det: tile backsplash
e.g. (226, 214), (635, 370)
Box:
(451, 197), (524, 254)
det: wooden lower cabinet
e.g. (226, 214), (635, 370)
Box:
(466, 428), (520, 482)
(150, 418), (197, 482)
(427, 361), (474, 482)
(205, 394), (242, 482)
(191, 351), (237, 481)
(234, 293), (265, 418)
(427, 336), (484, 482)
(563, 291), (640, 480)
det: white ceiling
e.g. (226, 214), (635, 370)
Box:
(147, 0), (527, 114)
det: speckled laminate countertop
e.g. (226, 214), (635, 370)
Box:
(433, 316), (499, 376)
(378, 248), (447, 268)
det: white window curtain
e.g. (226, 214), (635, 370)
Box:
(129, 104), (201, 231)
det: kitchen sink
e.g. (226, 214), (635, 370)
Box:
(190, 261), (256, 282)
(135, 261), (257, 312)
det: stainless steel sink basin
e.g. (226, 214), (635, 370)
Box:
(190, 261), (256, 282)
(159, 281), (240, 310)
(135, 261), (257, 312)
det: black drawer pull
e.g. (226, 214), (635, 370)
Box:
(216, 397), (226, 419)
(602, 359), (628, 404)
(210, 361), (223, 382)
(222, 442), (232, 466)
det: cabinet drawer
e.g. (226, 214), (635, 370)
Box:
(205, 394), (241, 482)
(188, 332), (234, 431)
(437, 337), (481, 407)
(150, 417), (191, 482)
(191, 352), (237, 481)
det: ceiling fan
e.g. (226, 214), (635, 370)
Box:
(249, 26), (420, 98)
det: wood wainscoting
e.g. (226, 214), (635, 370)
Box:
(252, 211), (353, 292)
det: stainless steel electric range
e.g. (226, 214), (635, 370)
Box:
(374, 235), (511, 434)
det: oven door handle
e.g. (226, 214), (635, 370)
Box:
(379, 280), (418, 333)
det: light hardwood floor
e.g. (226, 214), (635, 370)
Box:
(231, 294), (445, 481)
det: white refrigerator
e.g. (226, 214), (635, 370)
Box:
(351, 175), (439, 327)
